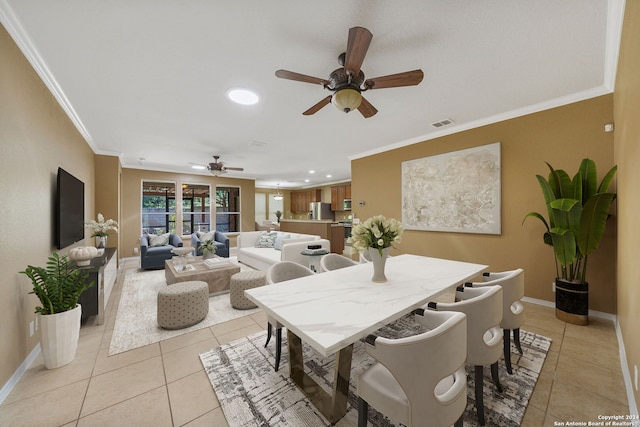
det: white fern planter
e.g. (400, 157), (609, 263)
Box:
(39, 304), (82, 369)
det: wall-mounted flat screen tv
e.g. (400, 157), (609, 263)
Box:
(56, 167), (85, 249)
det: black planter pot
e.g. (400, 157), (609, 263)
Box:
(555, 278), (589, 325)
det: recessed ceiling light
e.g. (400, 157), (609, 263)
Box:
(326, 174), (332, 178)
(305, 179), (310, 183)
(309, 170), (315, 174)
(191, 165), (206, 170)
(226, 88), (259, 105)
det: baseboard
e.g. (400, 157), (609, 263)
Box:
(0, 343), (41, 405)
(522, 296), (637, 415)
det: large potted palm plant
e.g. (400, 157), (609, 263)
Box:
(21, 253), (93, 368)
(523, 158), (617, 325)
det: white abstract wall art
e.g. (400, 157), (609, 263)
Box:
(401, 142), (501, 234)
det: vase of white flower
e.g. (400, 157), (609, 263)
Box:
(348, 215), (403, 283)
(85, 213), (118, 248)
(368, 246), (392, 282)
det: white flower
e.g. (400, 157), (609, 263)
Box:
(86, 213), (119, 237)
(347, 215), (404, 253)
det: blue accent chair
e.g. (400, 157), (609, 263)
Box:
(191, 231), (230, 258)
(140, 233), (184, 269)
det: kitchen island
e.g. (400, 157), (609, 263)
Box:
(280, 219), (344, 253)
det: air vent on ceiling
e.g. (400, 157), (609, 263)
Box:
(431, 118), (455, 128)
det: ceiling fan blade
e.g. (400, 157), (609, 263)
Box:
(223, 167), (244, 171)
(303, 95), (332, 115)
(364, 69), (424, 90)
(275, 69), (329, 86)
(357, 96), (378, 118)
(344, 27), (372, 77)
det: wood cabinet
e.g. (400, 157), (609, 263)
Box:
(331, 184), (351, 211)
(290, 189), (322, 213)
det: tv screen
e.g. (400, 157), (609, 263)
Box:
(56, 167), (85, 249)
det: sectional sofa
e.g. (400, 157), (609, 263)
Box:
(236, 230), (326, 271)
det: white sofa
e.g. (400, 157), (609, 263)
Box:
(237, 231), (325, 271)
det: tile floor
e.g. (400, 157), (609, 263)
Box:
(0, 258), (630, 426)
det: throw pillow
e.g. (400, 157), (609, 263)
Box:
(254, 231), (278, 248)
(198, 231), (216, 242)
(149, 233), (170, 247)
(274, 233), (291, 251)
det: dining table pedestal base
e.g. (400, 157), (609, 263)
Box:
(288, 330), (353, 424)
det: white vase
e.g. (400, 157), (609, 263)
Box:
(96, 235), (107, 248)
(39, 304), (82, 369)
(368, 247), (392, 283)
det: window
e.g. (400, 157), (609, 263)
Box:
(216, 186), (240, 233)
(182, 183), (211, 234)
(142, 181), (176, 234)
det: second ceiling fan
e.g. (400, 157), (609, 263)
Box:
(275, 26), (424, 118)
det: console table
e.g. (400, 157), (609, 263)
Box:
(76, 247), (117, 325)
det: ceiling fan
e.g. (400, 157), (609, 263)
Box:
(192, 155), (244, 176)
(275, 26), (424, 118)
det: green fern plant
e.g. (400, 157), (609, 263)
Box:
(21, 253), (93, 315)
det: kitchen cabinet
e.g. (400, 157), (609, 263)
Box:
(331, 184), (351, 211)
(290, 189), (322, 213)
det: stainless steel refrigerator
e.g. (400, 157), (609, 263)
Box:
(309, 202), (334, 220)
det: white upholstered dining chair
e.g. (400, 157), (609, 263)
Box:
(264, 261), (315, 371)
(357, 310), (468, 427)
(320, 253), (358, 271)
(425, 285), (503, 426)
(464, 268), (525, 374)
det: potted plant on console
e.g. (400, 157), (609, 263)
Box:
(21, 253), (93, 369)
(523, 158), (617, 325)
(200, 239), (217, 259)
(86, 213), (118, 249)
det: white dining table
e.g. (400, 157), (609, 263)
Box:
(244, 253), (488, 423)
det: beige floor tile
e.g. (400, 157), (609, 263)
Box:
(564, 317), (618, 347)
(210, 314), (260, 336)
(81, 356), (166, 417)
(168, 370), (220, 426)
(162, 337), (219, 383)
(215, 323), (263, 345)
(559, 335), (621, 371)
(2, 351), (95, 405)
(528, 370), (553, 411)
(521, 404), (546, 427)
(546, 379), (630, 422)
(160, 327), (217, 354)
(184, 407), (229, 426)
(92, 341), (161, 376)
(0, 379), (88, 426)
(77, 386), (172, 427)
(556, 352), (628, 405)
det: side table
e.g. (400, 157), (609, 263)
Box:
(300, 249), (329, 272)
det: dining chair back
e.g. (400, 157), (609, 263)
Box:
(264, 261), (315, 371)
(466, 269), (525, 374)
(426, 285), (503, 426)
(320, 253), (358, 271)
(357, 310), (467, 427)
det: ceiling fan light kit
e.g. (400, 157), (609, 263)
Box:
(275, 26), (424, 118)
(332, 88), (362, 113)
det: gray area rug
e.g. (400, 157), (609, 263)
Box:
(109, 260), (258, 355)
(200, 316), (551, 426)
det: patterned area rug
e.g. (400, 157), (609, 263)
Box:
(200, 316), (551, 426)
(109, 260), (258, 355)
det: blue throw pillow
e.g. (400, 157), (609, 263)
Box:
(254, 231), (278, 248)
(274, 233), (291, 251)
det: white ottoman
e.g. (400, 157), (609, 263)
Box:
(157, 281), (209, 329)
(230, 271), (267, 310)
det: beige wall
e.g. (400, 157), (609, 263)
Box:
(352, 95), (616, 314)
(120, 169), (255, 257)
(95, 155), (121, 253)
(614, 0), (640, 411)
(0, 26), (96, 387)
